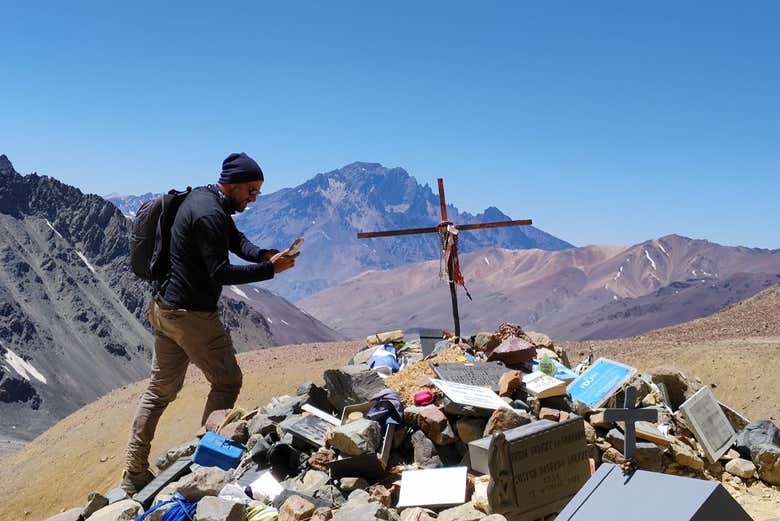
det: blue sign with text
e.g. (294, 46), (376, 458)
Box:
(567, 358), (636, 409)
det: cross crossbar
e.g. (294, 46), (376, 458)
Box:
(356, 177), (532, 337)
(603, 387), (659, 461)
(356, 219), (533, 239)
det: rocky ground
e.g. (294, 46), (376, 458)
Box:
(2, 286), (779, 520)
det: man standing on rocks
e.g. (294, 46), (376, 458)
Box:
(121, 152), (298, 493)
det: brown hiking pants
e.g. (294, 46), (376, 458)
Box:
(125, 300), (243, 473)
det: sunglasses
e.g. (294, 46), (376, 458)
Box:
(248, 187), (262, 196)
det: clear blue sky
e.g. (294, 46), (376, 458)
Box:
(1, 2), (778, 248)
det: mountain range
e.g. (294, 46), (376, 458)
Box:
(299, 234), (780, 339)
(107, 162), (573, 301)
(105, 163), (780, 344)
(0, 155), (339, 447)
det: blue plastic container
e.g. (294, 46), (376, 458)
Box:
(193, 432), (245, 470)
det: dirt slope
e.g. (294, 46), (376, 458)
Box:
(564, 283), (780, 422)
(0, 341), (362, 521)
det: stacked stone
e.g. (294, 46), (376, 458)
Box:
(48, 325), (780, 521)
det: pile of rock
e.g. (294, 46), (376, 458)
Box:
(47, 324), (780, 521)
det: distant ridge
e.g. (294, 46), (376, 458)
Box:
(105, 162), (574, 300)
(299, 234), (780, 340)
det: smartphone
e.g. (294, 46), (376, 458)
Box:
(287, 237), (304, 255)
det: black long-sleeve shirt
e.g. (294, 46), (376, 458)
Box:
(161, 185), (275, 311)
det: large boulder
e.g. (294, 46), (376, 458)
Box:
(287, 470), (331, 497)
(174, 466), (232, 502)
(473, 332), (501, 353)
(156, 438), (198, 471)
(248, 414), (276, 437)
(483, 408), (533, 437)
(330, 489), (396, 521)
(735, 420), (780, 460)
(82, 491), (109, 518)
(411, 430), (442, 468)
(404, 405), (458, 445)
(325, 419), (381, 455)
(437, 502), (484, 521)
(264, 395), (307, 422)
(526, 331), (554, 349)
(455, 417), (487, 444)
(297, 382), (334, 413)
(669, 437), (705, 471)
(725, 458), (756, 480)
(279, 495), (317, 521)
(323, 365), (387, 412)
(754, 444), (780, 485)
(85, 500), (143, 521)
(195, 496), (245, 521)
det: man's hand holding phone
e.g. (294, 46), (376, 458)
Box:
(269, 238), (303, 274)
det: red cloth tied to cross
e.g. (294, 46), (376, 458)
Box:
(440, 224), (472, 300)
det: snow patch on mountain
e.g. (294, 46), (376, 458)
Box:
(3, 346), (47, 384)
(75, 251), (97, 274)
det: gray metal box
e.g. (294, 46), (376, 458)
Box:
(556, 463), (752, 521)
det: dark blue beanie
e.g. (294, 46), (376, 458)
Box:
(219, 152), (264, 184)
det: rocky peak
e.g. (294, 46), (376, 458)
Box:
(0, 155), (18, 177)
(475, 206), (511, 222)
(306, 162), (415, 199)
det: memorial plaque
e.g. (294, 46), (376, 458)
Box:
(567, 358), (636, 410)
(133, 457), (192, 508)
(556, 463), (752, 520)
(679, 386), (736, 463)
(468, 419), (557, 474)
(430, 361), (509, 392)
(430, 378), (510, 411)
(487, 418), (590, 521)
(284, 414), (332, 448)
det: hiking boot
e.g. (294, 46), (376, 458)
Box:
(120, 468), (156, 495)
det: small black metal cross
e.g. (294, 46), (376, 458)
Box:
(603, 387), (659, 461)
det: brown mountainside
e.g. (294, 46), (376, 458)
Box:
(639, 281), (780, 342)
(299, 235), (780, 340)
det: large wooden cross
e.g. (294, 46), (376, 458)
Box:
(357, 178), (532, 338)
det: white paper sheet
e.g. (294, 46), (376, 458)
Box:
(397, 466), (468, 507)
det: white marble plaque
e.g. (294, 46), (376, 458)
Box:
(679, 386), (736, 463)
(430, 378), (511, 410)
